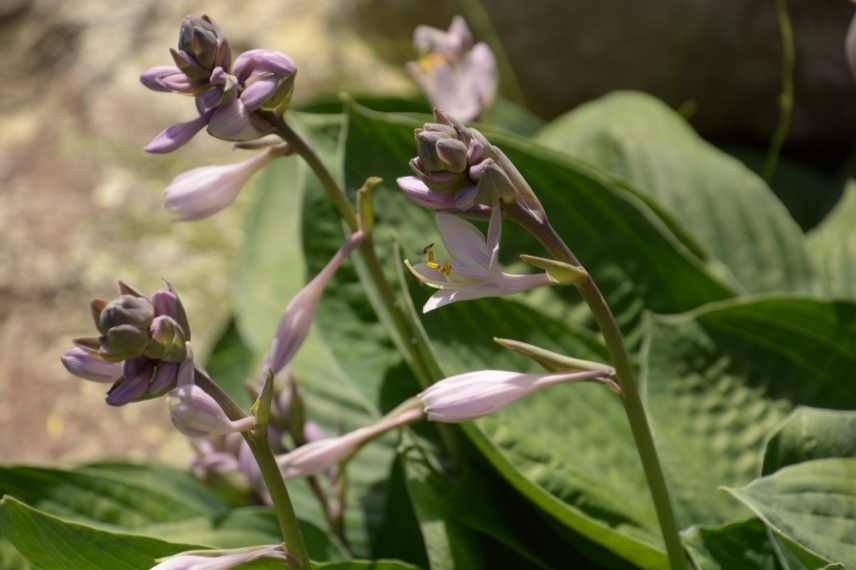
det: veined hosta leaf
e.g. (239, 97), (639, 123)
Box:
(680, 518), (777, 570)
(535, 91), (815, 295)
(807, 181), (856, 299)
(0, 496), (201, 570)
(644, 297), (856, 530)
(762, 407), (856, 476)
(725, 458), (856, 568)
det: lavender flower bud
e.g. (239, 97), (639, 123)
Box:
(164, 148), (282, 221)
(147, 316), (187, 362)
(264, 232), (365, 375)
(207, 99), (272, 142)
(140, 66), (193, 94)
(418, 369), (616, 422)
(106, 357), (156, 406)
(277, 408), (422, 479)
(151, 545), (287, 570)
(61, 347), (122, 383)
(151, 287), (191, 341)
(144, 112), (212, 154)
(177, 15), (231, 73)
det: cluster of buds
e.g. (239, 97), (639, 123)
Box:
(407, 16), (497, 123)
(398, 109), (545, 222)
(62, 282), (191, 406)
(141, 15), (297, 153)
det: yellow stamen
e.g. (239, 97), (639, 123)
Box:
(423, 243), (453, 275)
(418, 53), (447, 72)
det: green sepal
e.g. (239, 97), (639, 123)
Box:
(519, 254), (588, 285)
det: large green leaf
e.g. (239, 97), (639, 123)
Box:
(0, 496), (201, 570)
(644, 297), (856, 530)
(680, 519), (777, 570)
(535, 91), (815, 295)
(725, 458), (856, 568)
(762, 407), (856, 476)
(807, 181), (856, 299)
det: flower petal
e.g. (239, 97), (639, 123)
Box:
(145, 113), (210, 154)
(435, 212), (491, 273)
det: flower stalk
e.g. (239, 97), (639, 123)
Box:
(192, 368), (310, 570)
(505, 204), (688, 570)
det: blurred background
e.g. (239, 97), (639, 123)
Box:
(1, 0), (854, 465)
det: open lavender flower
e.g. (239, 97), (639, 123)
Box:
(419, 369), (618, 423)
(397, 110), (545, 222)
(151, 545), (288, 570)
(62, 282), (192, 406)
(141, 15), (297, 153)
(407, 16), (497, 123)
(406, 202), (551, 312)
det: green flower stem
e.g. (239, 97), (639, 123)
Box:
(271, 117), (435, 388)
(193, 368), (310, 570)
(506, 207), (689, 570)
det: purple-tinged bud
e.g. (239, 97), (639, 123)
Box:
(147, 316), (187, 362)
(98, 295), (155, 335)
(151, 287), (191, 341)
(436, 138), (469, 173)
(170, 385), (257, 438)
(207, 99), (271, 142)
(177, 15), (230, 73)
(145, 112), (211, 154)
(233, 49), (297, 82)
(418, 369), (617, 423)
(170, 48), (209, 83)
(396, 176), (477, 211)
(106, 357), (156, 406)
(151, 545), (287, 570)
(140, 66), (194, 94)
(232, 49), (297, 113)
(277, 408), (423, 479)
(264, 232), (366, 375)
(147, 362), (179, 397)
(61, 347), (122, 383)
(240, 76), (281, 111)
(164, 148), (282, 221)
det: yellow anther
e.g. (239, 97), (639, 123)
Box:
(423, 243), (453, 276)
(419, 53), (447, 72)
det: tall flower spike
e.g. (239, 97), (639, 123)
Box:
(419, 369), (619, 423)
(151, 544), (287, 570)
(406, 203), (551, 312)
(277, 408), (423, 480)
(168, 346), (257, 438)
(407, 16), (497, 123)
(264, 231), (366, 375)
(164, 145), (288, 221)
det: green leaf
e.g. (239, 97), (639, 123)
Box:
(0, 537), (32, 570)
(681, 519), (777, 570)
(0, 496), (201, 570)
(644, 297), (856, 529)
(807, 181), (856, 299)
(203, 317), (256, 409)
(0, 465), (222, 529)
(762, 407), (856, 476)
(725, 458), (856, 568)
(535, 91), (815, 295)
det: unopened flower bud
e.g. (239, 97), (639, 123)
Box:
(164, 148), (282, 221)
(147, 316), (187, 362)
(106, 357), (156, 406)
(151, 286), (191, 341)
(97, 295), (155, 335)
(178, 15), (230, 73)
(419, 369), (616, 423)
(233, 49), (298, 113)
(152, 545), (287, 570)
(61, 347), (122, 383)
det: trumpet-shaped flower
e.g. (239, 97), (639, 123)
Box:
(263, 231), (365, 375)
(419, 369), (618, 422)
(406, 204), (551, 312)
(151, 545), (287, 570)
(164, 147), (286, 221)
(277, 408), (423, 480)
(407, 16), (497, 123)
